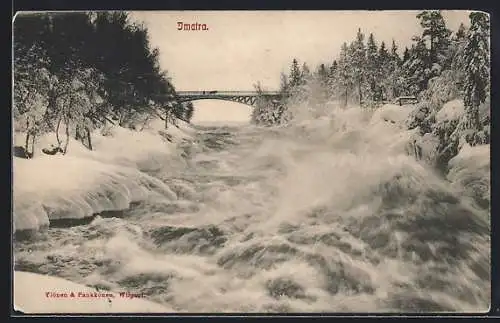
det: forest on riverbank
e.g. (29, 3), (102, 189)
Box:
(252, 10), (490, 174)
(13, 12), (194, 158)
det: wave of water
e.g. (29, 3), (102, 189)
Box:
(14, 105), (490, 313)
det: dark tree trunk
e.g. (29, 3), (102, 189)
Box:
(344, 86), (348, 107)
(85, 127), (93, 151)
(24, 118), (30, 157)
(30, 133), (36, 158)
(56, 116), (62, 146)
(63, 116), (70, 155)
(75, 125), (81, 141)
(358, 82), (362, 106)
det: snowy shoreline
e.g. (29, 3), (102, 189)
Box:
(13, 119), (196, 235)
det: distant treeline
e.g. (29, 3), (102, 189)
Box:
(252, 10), (490, 147)
(13, 12), (194, 157)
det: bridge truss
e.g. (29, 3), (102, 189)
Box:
(175, 91), (282, 107)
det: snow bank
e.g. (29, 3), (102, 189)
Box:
(14, 271), (172, 313)
(12, 118), (196, 233)
(447, 143), (490, 208)
(436, 99), (464, 123)
(88, 126), (174, 168)
(13, 155), (177, 233)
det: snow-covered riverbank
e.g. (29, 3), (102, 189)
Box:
(13, 119), (196, 234)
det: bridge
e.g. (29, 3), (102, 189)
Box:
(175, 90), (282, 107)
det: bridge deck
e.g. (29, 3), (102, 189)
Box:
(176, 91), (280, 96)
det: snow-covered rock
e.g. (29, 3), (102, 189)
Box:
(447, 143), (490, 209)
(13, 155), (177, 233)
(405, 103), (432, 131)
(408, 133), (441, 164)
(436, 99), (465, 123)
(14, 271), (172, 313)
(370, 104), (413, 126)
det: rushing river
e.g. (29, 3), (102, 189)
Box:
(13, 107), (490, 313)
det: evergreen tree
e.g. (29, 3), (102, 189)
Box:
(390, 39), (402, 66)
(417, 10), (452, 68)
(338, 42), (353, 106)
(378, 41), (389, 65)
(350, 28), (367, 105)
(316, 63), (329, 85)
(455, 22), (467, 41)
(376, 41), (393, 101)
(289, 58), (302, 89)
(458, 11), (490, 142)
(402, 36), (432, 94)
(327, 60), (339, 98)
(330, 60), (338, 76)
(301, 62), (311, 84)
(365, 33), (379, 102)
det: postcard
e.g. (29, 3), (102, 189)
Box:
(12, 10), (491, 314)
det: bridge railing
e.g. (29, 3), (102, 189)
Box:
(176, 91), (281, 96)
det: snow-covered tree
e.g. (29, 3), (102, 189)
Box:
(390, 39), (402, 66)
(402, 36), (432, 95)
(417, 10), (452, 69)
(455, 23), (467, 41)
(337, 42), (354, 106)
(301, 62), (312, 84)
(315, 63), (329, 87)
(289, 58), (302, 89)
(454, 11), (490, 145)
(350, 28), (367, 105)
(365, 33), (380, 103)
(327, 60), (339, 98)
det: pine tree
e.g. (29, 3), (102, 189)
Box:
(447, 21), (468, 88)
(338, 42), (353, 106)
(417, 10), (452, 69)
(458, 11), (490, 143)
(301, 62), (311, 84)
(327, 60), (338, 98)
(350, 28), (366, 105)
(375, 41), (393, 101)
(365, 33), (379, 102)
(329, 60), (338, 77)
(455, 23), (467, 41)
(377, 41), (387, 64)
(289, 58), (302, 89)
(402, 36), (432, 95)
(316, 64), (329, 85)
(391, 39), (402, 66)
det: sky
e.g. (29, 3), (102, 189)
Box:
(129, 10), (472, 124)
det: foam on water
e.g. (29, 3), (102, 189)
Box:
(14, 103), (490, 313)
